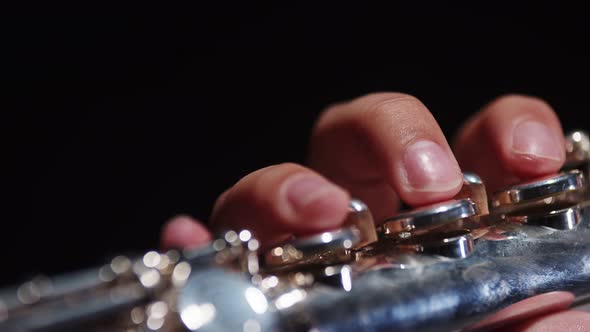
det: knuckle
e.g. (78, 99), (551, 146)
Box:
(356, 93), (429, 130)
(360, 92), (421, 112)
(489, 94), (555, 117)
(312, 92), (438, 148)
(213, 187), (233, 208)
(274, 162), (304, 170)
(314, 92), (428, 134)
(244, 163), (298, 180)
(211, 186), (236, 220)
(249, 162), (305, 194)
(318, 91), (420, 117)
(313, 101), (348, 132)
(366, 93), (422, 116)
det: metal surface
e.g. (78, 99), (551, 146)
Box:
(564, 131), (590, 192)
(315, 264), (354, 291)
(397, 229), (475, 259)
(289, 228), (359, 256)
(345, 199), (378, 248)
(505, 202), (590, 230)
(261, 228), (360, 269)
(278, 224), (590, 332)
(178, 266), (277, 332)
(454, 172), (489, 216)
(0, 283), (148, 332)
(491, 170), (585, 208)
(565, 130), (590, 166)
(382, 199), (478, 236)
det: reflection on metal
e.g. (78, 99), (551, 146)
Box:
(178, 267), (276, 332)
(506, 203), (583, 230)
(291, 228), (359, 254)
(16, 282), (40, 305)
(110, 255), (132, 275)
(172, 261), (192, 287)
(565, 130), (590, 166)
(491, 170), (585, 208)
(243, 319), (262, 332)
(274, 289), (307, 310)
(455, 172), (489, 216)
(143, 251), (161, 268)
(320, 265), (353, 291)
(261, 228), (360, 269)
(239, 230), (252, 242)
(397, 229), (475, 259)
(245, 287), (268, 314)
(345, 199), (379, 248)
(382, 199), (478, 236)
(130, 306), (145, 324)
(563, 130), (590, 200)
(180, 303), (216, 330)
(138, 269), (160, 288)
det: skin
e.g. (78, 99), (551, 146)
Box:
(160, 93), (588, 331)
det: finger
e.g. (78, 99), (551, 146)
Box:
(465, 291), (575, 331)
(453, 94), (565, 193)
(309, 93), (463, 220)
(511, 310), (590, 332)
(210, 163), (350, 244)
(160, 215), (212, 250)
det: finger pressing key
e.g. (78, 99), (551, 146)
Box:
(210, 163), (350, 245)
(309, 93), (463, 220)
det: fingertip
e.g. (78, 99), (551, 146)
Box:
(211, 163), (352, 244)
(397, 140), (463, 206)
(398, 177), (463, 207)
(508, 119), (566, 177)
(454, 94), (566, 187)
(491, 96), (565, 175)
(281, 173), (351, 231)
(160, 215), (212, 250)
(297, 185), (351, 232)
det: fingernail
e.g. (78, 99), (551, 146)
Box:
(285, 175), (343, 214)
(512, 121), (563, 161)
(402, 140), (462, 192)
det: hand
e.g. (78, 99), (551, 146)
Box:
(160, 93), (589, 331)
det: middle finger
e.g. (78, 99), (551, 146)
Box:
(309, 92), (463, 221)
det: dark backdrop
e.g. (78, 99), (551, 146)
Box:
(2, 2), (588, 285)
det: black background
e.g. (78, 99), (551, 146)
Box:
(2, 2), (588, 285)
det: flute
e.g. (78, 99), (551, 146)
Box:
(2, 131), (589, 332)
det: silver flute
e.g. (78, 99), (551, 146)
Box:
(2, 131), (590, 332)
